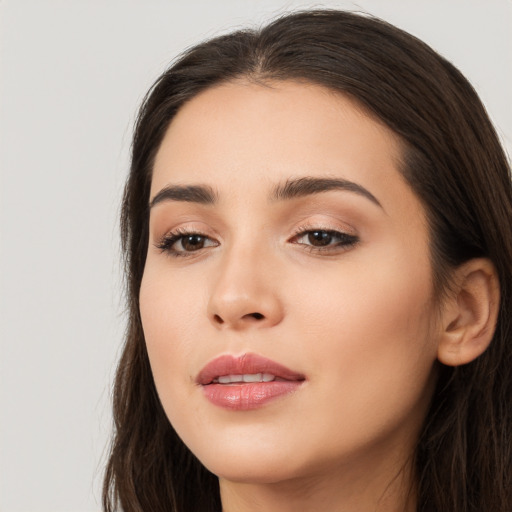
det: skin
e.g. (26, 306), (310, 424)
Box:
(140, 80), (444, 512)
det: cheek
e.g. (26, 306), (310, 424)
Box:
(287, 247), (438, 440)
(291, 246), (435, 340)
(139, 263), (207, 410)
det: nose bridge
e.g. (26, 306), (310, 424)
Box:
(207, 233), (283, 329)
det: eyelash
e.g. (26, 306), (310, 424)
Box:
(155, 226), (359, 258)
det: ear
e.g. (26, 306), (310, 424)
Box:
(437, 258), (500, 366)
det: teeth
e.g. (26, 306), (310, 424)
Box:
(215, 373), (275, 384)
(243, 373), (260, 383)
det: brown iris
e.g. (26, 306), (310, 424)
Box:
(308, 231), (334, 247)
(181, 235), (206, 251)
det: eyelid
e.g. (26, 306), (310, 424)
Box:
(290, 220), (358, 239)
(152, 220), (219, 245)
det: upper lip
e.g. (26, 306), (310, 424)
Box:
(196, 353), (306, 385)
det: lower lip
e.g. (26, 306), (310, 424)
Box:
(202, 381), (302, 410)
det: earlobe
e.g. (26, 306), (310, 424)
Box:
(437, 258), (500, 367)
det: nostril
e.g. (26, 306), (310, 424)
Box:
(249, 312), (264, 320)
(213, 314), (224, 324)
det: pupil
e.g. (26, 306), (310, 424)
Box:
(183, 235), (204, 251)
(308, 231), (332, 246)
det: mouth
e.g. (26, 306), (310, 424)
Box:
(197, 353), (306, 410)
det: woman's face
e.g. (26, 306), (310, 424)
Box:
(140, 81), (440, 484)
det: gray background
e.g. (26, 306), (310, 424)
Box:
(1, 1), (510, 510)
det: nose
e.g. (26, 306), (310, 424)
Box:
(207, 245), (284, 330)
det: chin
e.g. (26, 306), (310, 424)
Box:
(187, 434), (311, 484)
(205, 459), (304, 485)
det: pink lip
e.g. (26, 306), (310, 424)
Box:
(197, 353), (305, 410)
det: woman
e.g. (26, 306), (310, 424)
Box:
(103, 9), (512, 512)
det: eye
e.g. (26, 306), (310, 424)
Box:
(155, 230), (219, 256)
(291, 229), (358, 252)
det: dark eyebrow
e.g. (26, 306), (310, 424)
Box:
(271, 176), (382, 208)
(149, 184), (217, 208)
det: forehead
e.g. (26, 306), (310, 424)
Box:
(151, 80), (417, 219)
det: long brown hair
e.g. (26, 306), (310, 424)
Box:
(103, 10), (512, 511)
